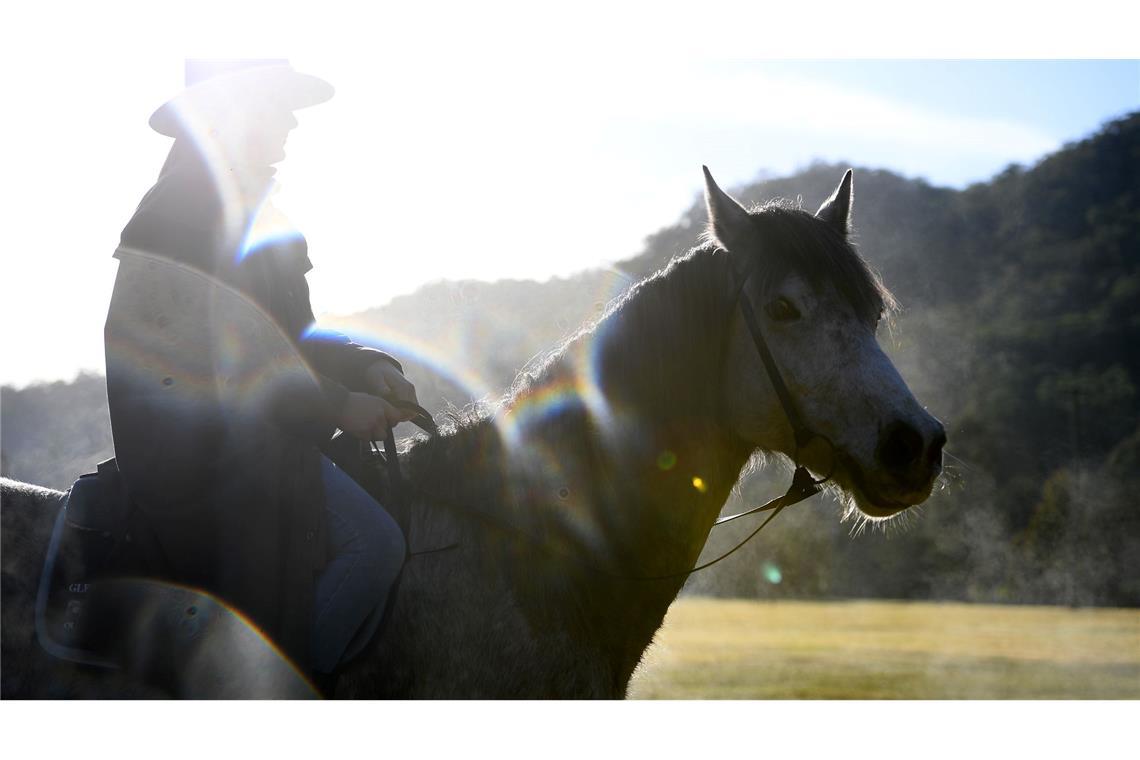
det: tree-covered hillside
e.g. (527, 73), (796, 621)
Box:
(684, 113), (1140, 607)
(4, 112), (1137, 606)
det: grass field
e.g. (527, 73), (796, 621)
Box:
(627, 598), (1140, 699)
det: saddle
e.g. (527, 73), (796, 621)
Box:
(35, 434), (407, 687)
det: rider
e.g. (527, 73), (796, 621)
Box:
(104, 60), (413, 684)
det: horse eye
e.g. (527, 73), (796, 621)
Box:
(765, 297), (801, 322)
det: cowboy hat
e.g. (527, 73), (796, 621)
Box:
(149, 59), (334, 137)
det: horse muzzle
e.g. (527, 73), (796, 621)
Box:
(875, 417), (946, 493)
(837, 419), (947, 518)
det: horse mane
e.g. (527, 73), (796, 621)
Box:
(396, 245), (741, 584)
(400, 197), (896, 529)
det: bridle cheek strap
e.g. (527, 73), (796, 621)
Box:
(737, 293), (818, 451)
(672, 259), (839, 578)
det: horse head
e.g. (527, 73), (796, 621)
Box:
(704, 168), (945, 520)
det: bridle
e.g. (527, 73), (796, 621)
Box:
(654, 253), (837, 579)
(719, 253), (839, 518)
(371, 252), (836, 580)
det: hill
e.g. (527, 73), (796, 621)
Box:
(4, 112), (1138, 607)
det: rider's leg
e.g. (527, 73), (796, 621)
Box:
(312, 456), (405, 674)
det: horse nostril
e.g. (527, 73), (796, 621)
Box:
(927, 427), (947, 468)
(877, 421), (925, 474)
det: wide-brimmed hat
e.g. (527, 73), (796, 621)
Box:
(149, 59), (334, 137)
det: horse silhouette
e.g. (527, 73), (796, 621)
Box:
(1, 169), (945, 698)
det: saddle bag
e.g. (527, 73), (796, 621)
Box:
(35, 458), (161, 667)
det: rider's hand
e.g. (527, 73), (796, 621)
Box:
(364, 360), (419, 411)
(335, 392), (409, 440)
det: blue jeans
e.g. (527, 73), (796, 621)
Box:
(312, 456), (406, 673)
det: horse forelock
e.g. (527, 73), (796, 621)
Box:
(744, 200), (897, 325)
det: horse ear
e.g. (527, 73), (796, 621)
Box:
(816, 169), (854, 236)
(702, 166), (756, 252)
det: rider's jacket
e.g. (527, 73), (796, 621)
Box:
(104, 141), (395, 667)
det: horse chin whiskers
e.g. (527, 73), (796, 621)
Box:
(847, 510), (873, 539)
(889, 504), (924, 535)
(824, 445), (935, 523)
(826, 481), (883, 538)
(840, 495), (910, 537)
(830, 468), (914, 528)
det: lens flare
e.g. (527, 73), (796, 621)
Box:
(237, 193), (304, 263)
(303, 321), (495, 404)
(499, 376), (584, 437)
(106, 251), (326, 423)
(162, 104), (251, 254)
(108, 578), (318, 698)
(761, 562), (783, 584)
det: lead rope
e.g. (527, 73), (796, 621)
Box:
(629, 466), (820, 581)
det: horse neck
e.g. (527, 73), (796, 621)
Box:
(589, 252), (754, 564)
(502, 251), (753, 648)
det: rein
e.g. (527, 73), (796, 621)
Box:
(711, 255), (837, 526)
(373, 256), (834, 580)
(622, 257), (835, 580)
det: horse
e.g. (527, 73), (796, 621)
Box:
(0, 168), (945, 698)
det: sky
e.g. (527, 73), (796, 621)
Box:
(1, 1), (1137, 388)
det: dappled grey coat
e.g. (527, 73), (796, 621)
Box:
(104, 142), (394, 667)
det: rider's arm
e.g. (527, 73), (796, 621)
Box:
(306, 344), (417, 427)
(300, 328), (402, 393)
